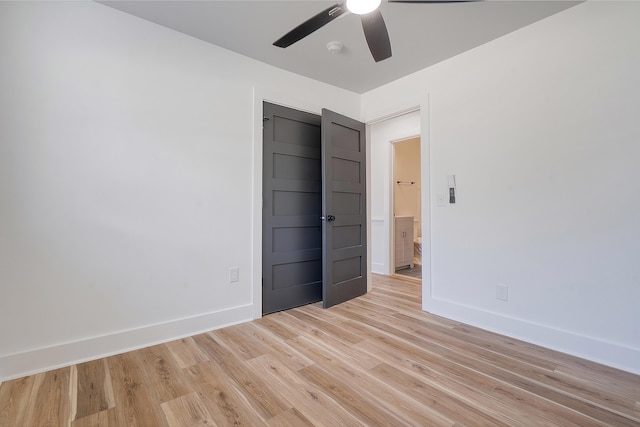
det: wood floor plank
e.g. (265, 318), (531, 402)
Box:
(160, 392), (215, 427)
(364, 289), (426, 314)
(372, 280), (422, 303)
(2, 274), (638, 426)
(554, 363), (640, 402)
(74, 359), (113, 420)
(393, 311), (560, 371)
(213, 322), (273, 360)
(265, 407), (315, 427)
(107, 352), (169, 426)
(273, 314), (456, 424)
(297, 363), (410, 426)
(253, 311), (300, 340)
(0, 375), (34, 426)
(193, 332), (290, 421)
(134, 344), (191, 404)
(246, 354), (364, 427)
(71, 408), (118, 427)
(303, 358), (460, 426)
(286, 308), (365, 345)
(184, 361), (267, 426)
(21, 367), (72, 427)
(271, 315), (382, 370)
(243, 321), (314, 372)
(265, 309), (362, 350)
(353, 336), (596, 427)
(164, 337), (209, 369)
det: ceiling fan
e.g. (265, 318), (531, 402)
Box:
(273, 0), (476, 63)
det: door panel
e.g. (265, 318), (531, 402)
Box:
(263, 102), (322, 314)
(321, 109), (367, 308)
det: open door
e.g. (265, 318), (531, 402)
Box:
(262, 103), (367, 313)
(321, 109), (367, 308)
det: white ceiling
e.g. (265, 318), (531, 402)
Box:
(100, 0), (580, 94)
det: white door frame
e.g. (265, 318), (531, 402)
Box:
(364, 94), (431, 312)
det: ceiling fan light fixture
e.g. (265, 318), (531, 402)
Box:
(346, 0), (381, 15)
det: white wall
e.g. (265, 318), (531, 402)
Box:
(0, 1), (359, 380)
(369, 112), (421, 275)
(2, 0), (638, 381)
(363, 1), (640, 374)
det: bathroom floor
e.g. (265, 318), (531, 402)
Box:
(395, 264), (422, 279)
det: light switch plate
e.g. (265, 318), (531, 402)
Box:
(496, 284), (509, 301)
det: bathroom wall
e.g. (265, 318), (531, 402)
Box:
(394, 138), (421, 240)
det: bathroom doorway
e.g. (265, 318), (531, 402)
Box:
(393, 137), (422, 280)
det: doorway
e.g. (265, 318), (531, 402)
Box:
(262, 102), (368, 314)
(367, 107), (426, 291)
(392, 137), (422, 280)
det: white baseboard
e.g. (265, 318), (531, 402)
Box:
(424, 296), (640, 375)
(0, 304), (253, 382)
(372, 262), (386, 274)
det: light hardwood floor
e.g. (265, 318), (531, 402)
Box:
(1, 274), (639, 426)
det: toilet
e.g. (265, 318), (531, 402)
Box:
(413, 237), (422, 266)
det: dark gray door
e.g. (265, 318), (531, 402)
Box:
(321, 109), (367, 308)
(262, 102), (323, 314)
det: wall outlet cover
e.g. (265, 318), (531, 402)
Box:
(496, 284), (509, 301)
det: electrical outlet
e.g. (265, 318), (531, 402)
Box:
(229, 267), (239, 283)
(496, 284), (508, 301)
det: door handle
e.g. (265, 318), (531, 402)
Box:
(322, 215), (336, 222)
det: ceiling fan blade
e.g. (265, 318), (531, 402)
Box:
(273, 3), (347, 48)
(361, 10), (392, 62)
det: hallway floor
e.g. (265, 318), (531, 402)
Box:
(395, 264), (422, 279)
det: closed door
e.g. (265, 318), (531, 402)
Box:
(262, 102), (323, 314)
(262, 102), (366, 314)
